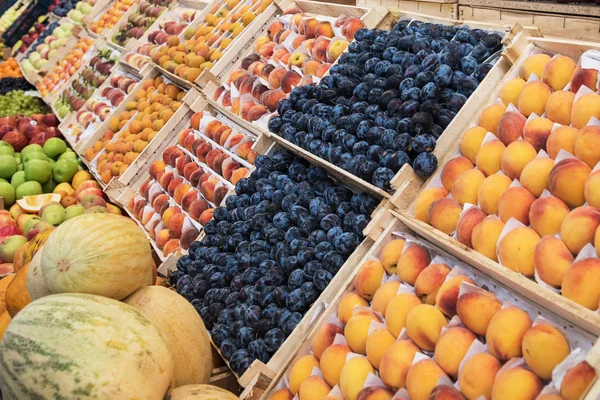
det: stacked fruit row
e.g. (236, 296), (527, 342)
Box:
(170, 148), (379, 376)
(270, 233), (597, 400)
(148, 0), (274, 81)
(0, 58), (23, 79)
(88, 0), (136, 35)
(83, 74), (187, 185)
(110, 0), (171, 48)
(266, 20), (502, 192)
(0, 91), (50, 117)
(414, 51), (600, 310)
(11, 17), (48, 57)
(20, 22), (76, 75)
(212, 10), (366, 122)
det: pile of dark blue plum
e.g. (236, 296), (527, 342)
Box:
(268, 20), (503, 191)
(172, 150), (378, 375)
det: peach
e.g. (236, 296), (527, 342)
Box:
(320, 344), (350, 387)
(456, 207), (486, 248)
(311, 37), (330, 62)
(457, 289), (501, 336)
(435, 275), (475, 317)
(518, 81), (551, 117)
(268, 388), (293, 400)
(458, 352), (501, 400)
(500, 77), (527, 106)
(498, 226), (540, 275)
(341, 18), (364, 41)
(298, 376), (331, 400)
(441, 156), (474, 192)
(561, 206), (600, 254)
(167, 178), (183, 197)
(550, 158), (591, 207)
(545, 90), (575, 125)
(477, 173), (512, 215)
(574, 125), (600, 168)
(519, 54), (552, 80)
(365, 328), (396, 369)
(585, 170), (600, 208)
(371, 281), (400, 314)
(379, 239), (405, 274)
(356, 387), (394, 400)
(523, 117), (553, 151)
(180, 227), (200, 250)
(268, 67), (286, 89)
(385, 293), (421, 337)
(428, 198), (462, 235)
(429, 386), (466, 400)
(478, 103), (506, 135)
(414, 188), (449, 224)
(534, 236), (573, 287)
(497, 111), (526, 146)
(355, 259), (384, 301)
(337, 292), (368, 325)
(498, 186), (535, 225)
(150, 160), (166, 179)
(571, 93), (600, 129)
(542, 55), (577, 91)
(561, 361), (597, 400)
(501, 140), (537, 180)
(414, 263), (451, 305)
(397, 244), (431, 286)
(189, 199), (209, 222)
(492, 367), (542, 400)
(405, 304), (447, 351)
(162, 206), (181, 226)
(168, 213), (185, 239)
(459, 126), (487, 163)
(281, 70), (301, 93)
(434, 327), (476, 378)
(199, 209), (214, 226)
(472, 216), (505, 261)
(406, 359), (447, 400)
(173, 183), (192, 204)
(299, 18), (318, 38)
(312, 323), (342, 359)
(520, 157), (554, 197)
(562, 257), (600, 310)
(486, 307), (532, 360)
(345, 313), (380, 355)
(475, 139), (506, 176)
(289, 355), (319, 394)
(339, 356), (375, 400)
(315, 63), (331, 78)
(522, 322), (570, 380)
(152, 194), (170, 214)
(156, 229), (171, 249)
(379, 340), (420, 390)
(570, 67), (599, 94)
(163, 239), (180, 255)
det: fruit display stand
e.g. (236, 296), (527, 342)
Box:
(248, 212), (600, 400)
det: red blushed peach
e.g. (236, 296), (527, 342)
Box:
(251, 84), (268, 101)
(178, 129), (191, 146)
(240, 102), (256, 121)
(148, 219), (161, 241)
(141, 210), (156, 225)
(291, 34), (306, 49)
(247, 61), (263, 76)
(181, 189), (198, 212)
(303, 60), (322, 76)
(139, 180), (151, 200)
(260, 89), (285, 112)
(133, 199), (147, 218)
(241, 54), (260, 70)
(173, 183), (192, 204)
(303, 39), (316, 54)
(227, 133), (245, 149)
(200, 208), (214, 226)
(200, 180), (216, 203)
(247, 105), (268, 122)
(258, 42), (276, 58)
(152, 193), (170, 213)
(219, 129), (233, 147)
(239, 76), (257, 95)
(168, 148), (185, 167)
(281, 70), (302, 93)
(183, 134), (196, 151)
(163, 239), (180, 255)
(214, 185), (229, 206)
(268, 67), (287, 89)
(190, 112), (202, 130)
(221, 91), (232, 108)
(189, 168), (204, 188)
(212, 153), (229, 176)
(300, 18), (318, 38)
(223, 161), (241, 181)
(162, 206), (182, 226)
(213, 125), (230, 144)
(267, 21), (284, 40)
(231, 167), (249, 184)
(272, 48), (290, 61)
(195, 143), (212, 163)
(247, 151), (257, 164)
(341, 17), (365, 40)
(167, 177), (183, 197)
(236, 141), (253, 159)
(315, 21), (334, 38)
(183, 162), (199, 181)
(159, 171), (174, 190)
(205, 121), (222, 138)
(316, 63), (332, 78)
(205, 149), (223, 170)
(198, 173), (212, 186)
(253, 36), (270, 53)
(176, 155), (191, 176)
(189, 199), (210, 222)
(156, 229), (171, 249)
(162, 146), (179, 165)
(180, 226), (200, 250)
(261, 64), (275, 81)
(191, 138), (205, 155)
(149, 160), (166, 180)
(312, 37), (331, 62)
(168, 213), (185, 239)
(228, 70), (248, 87)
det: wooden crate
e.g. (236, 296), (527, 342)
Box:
(250, 212), (600, 399)
(358, 0), (458, 20)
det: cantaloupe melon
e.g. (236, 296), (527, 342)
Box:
(27, 252), (51, 301)
(41, 214), (153, 300)
(0, 274), (15, 314)
(124, 286), (213, 387)
(4, 262), (30, 317)
(0, 293), (174, 399)
(168, 384), (238, 400)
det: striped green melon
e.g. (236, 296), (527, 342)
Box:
(41, 214), (153, 300)
(0, 293), (174, 399)
(26, 252), (50, 301)
(124, 286), (213, 387)
(167, 384), (238, 400)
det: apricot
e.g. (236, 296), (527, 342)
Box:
(320, 344), (350, 387)
(534, 236), (574, 287)
(545, 90), (575, 125)
(520, 157), (554, 197)
(268, 388), (293, 400)
(585, 170), (600, 208)
(522, 322), (570, 380)
(561, 206), (600, 254)
(475, 139), (505, 176)
(501, 140), (537, 180)
(312, 323), (342, 359)
(441, 156), (474, 192)
(379, 340), (420, 389)
(414, 263), (451, 305)
(458, 352), (501, 400)
(498, 186), (535, 225)
(518, 81), (551, 117)
(456, 207), (486, 248)
(523, 117), (553, 151)
(397, 244), (431, 285)
(339, 356), (375, 400)
(414, 188), (449, 224)
(459, 126), (487, 163)
(570, 67), (599, 94)
(574, 126), (600, 168)
(497, 111), (526, 146)
(435, 275), (475, 317)
(519, 54), (551, 80)
(365, 328), (395, 369)
(356, 387), (394, 400)
(429, 386), (466, 400)
(561, 361), (597, 400)
(345, 313), (380, 354)
(500, 77), (527, 106)
(385, 293), (421, 337)
(355, 259), (384, 301)
(289, 354), (319, 394)
(478, 103), (507, 135)
(498, 226), (540, 276)
(337, 292), (368, 325)
(562, 257), (600, 310)
(492, 367), (542, 400)
(405, 304), (447, 351)
(428, 198), (462, 235)
(451, 169), (486, 206)
(571, 93), (600, 129)
(434, 327), (476, 378)
(549, 159), (591, 208)
(406, 359), (447, 400)
(472, 216), (505, 261)
(477, 174), (511, 215)
(542, 55), (576, 91)
(457, 289), (501, 335)
(371, 280), (400, 314)
(486, 307), (532, 360)
(298, 375), (331, 400)
(379, 239), (405, 274)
